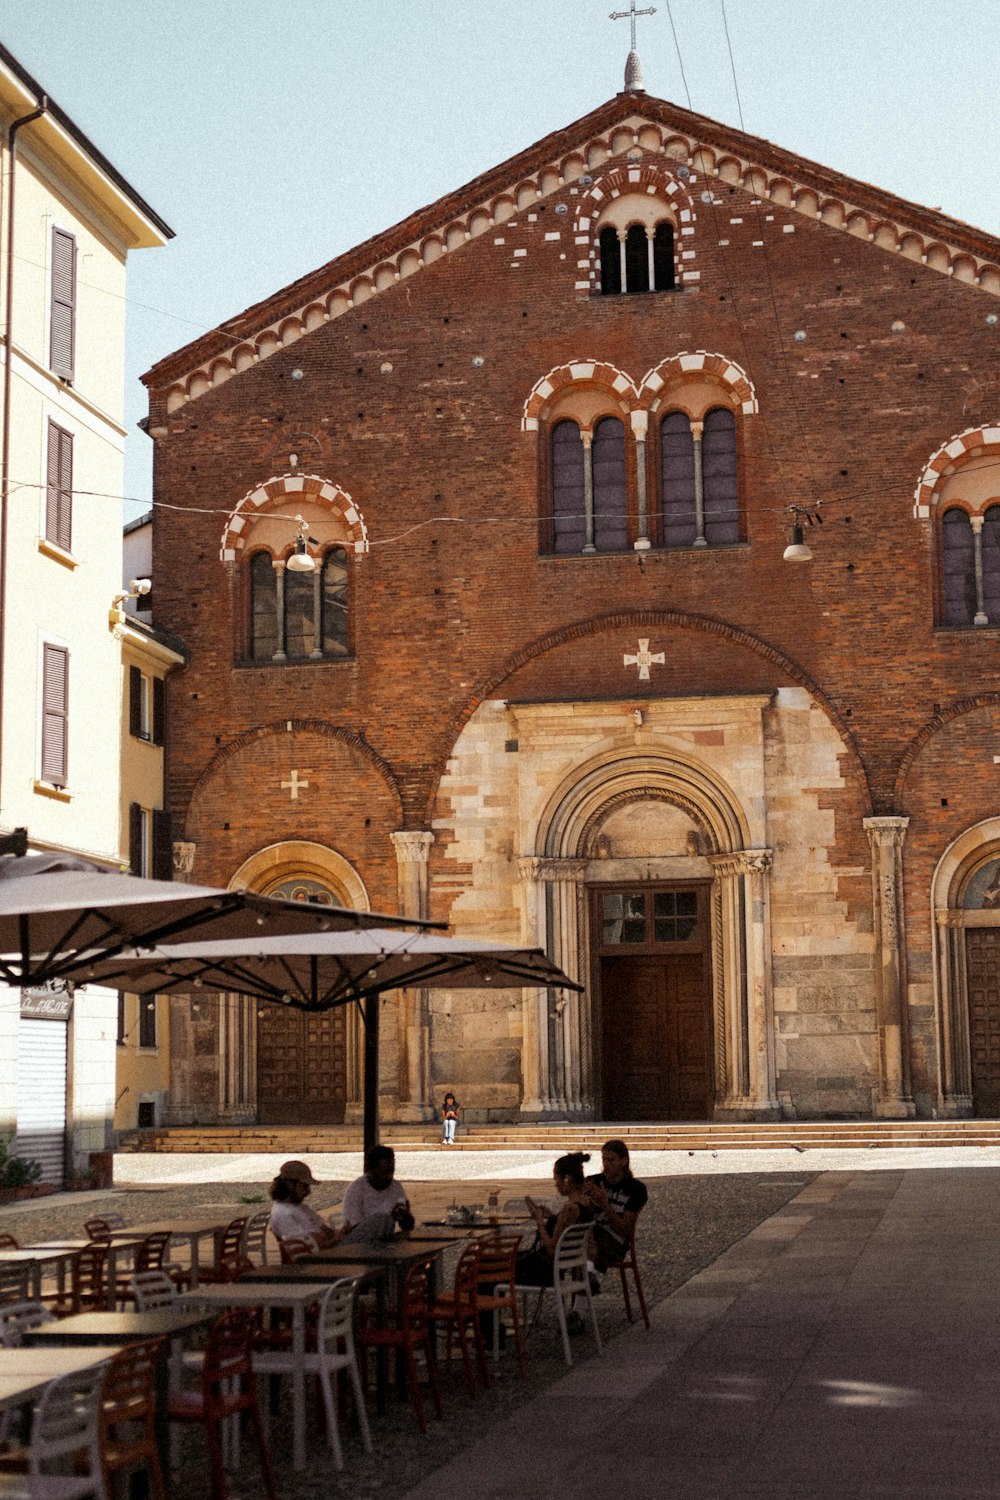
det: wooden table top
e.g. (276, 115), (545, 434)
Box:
(302, 1237), (455, 1265)
(0, 1247), (80, 1266)
(180, 1281), (325, 1309)
(0, 1347), (118, 1411)
(238, 1263), (380, 1285)
(106, 1212), (244, 1239)
(21, 1308), (214, 1345)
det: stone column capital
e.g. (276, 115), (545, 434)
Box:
(863, 816), (910, 851)
(629, 409), (649, 438)
(390, 831), (434, 863)
(709, 848), (772, 878)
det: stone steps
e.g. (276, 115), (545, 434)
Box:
(116, 1120), (1000, 1154)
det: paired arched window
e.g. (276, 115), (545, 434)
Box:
(550, 417), (627, 554)
(941, 506), (1000, 627)
(661, 408), (740, 548)
(250, 547), (350, 662)
(599, 221), (675, 296)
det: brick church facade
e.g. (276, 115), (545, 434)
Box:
(143, 87), (1000, 1127)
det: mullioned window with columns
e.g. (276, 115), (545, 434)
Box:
(526, 356), (755, 558)
(914, 428), (1000, 629)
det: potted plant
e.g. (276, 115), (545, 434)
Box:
(0, 1134), (47, 1202)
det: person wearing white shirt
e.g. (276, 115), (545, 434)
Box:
(268, 1159), (342, 1248)
(341, 1145), (414, 1244)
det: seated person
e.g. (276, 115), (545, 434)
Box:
(515, 1150), (594, 1285)
(341, 1145), (415, 1244)
(440, 1091), (460, 1145)
(585, 1138), (648, 1272)
(268, 1159), (342, 1248)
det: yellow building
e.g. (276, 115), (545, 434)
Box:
(0, 44), (171, 1184)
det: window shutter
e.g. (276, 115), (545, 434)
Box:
(45, 422), (73, 552)
(152, 677), (165, 746)
(129, 666), (142, 737)
(128, 802), (143, 876)
(139, 996), (157, 1049)
(152, 808), (173, 881)
(41, 645), (69, 788)
(49, 229), (77, 381)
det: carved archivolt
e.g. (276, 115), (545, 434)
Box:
(163, 115), (1000, 416)
(219, 472), (369, 562)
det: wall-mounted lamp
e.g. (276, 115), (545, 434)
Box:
(286, 515), (318, 573)
(111, 577), (153, 610)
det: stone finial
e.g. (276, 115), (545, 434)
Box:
(625, 49), (645, 92)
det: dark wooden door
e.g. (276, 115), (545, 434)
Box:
(601, 954), (711, 1120)
(256, 1007), (346, 1125)
(968, 929), (1000, 1116)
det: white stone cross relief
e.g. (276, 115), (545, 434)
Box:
(624, 639), (665, 680)
(281, 769), (312, 801)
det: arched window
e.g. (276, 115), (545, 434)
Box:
(653, 222), (675, 291)
(592, 417), (627, 552)
(551, 419), (586, 554)
(625, 225), (649, 294)
(249, 546), (351, 661)
(660, 406), (740, 549)
(599, 227), (621, 296)
(942, 509), (978, 626)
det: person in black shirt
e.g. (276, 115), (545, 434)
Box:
(586, 1138), (648, 1272)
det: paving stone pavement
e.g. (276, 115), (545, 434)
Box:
(397, 1167), (1000, 1500)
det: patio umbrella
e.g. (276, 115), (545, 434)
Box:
(0, 849), (437, 990)
(83, 928), (581, 1150)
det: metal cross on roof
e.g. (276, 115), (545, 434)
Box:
(610, 0), (656, 54)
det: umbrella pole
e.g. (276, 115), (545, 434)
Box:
(362, 991), (379, 1154)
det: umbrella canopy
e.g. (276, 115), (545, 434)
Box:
(84, 927), (580, 1151)
(0, 851), (437, 989)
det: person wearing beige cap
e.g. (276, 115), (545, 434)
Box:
(268, 1159), (342, 1248)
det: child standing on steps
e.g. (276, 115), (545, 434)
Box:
(440, 1092), (460, 1145)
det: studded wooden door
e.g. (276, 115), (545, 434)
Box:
(600, 953), (711, 1121)
(256, 1006), (346, 1125)
(968, 928), (1000, 1117)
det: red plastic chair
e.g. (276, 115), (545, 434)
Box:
(115, 1230), (174, 1304)
(473, 1232), (528, 1377)
(198, 1217), (250, 1284)
(277, 1237), (313, 1266)
(602, 1222), (651, 1329)
(430, 1238), (492, 1398)
(99, 1336), (167, 1500)
(359, 1254), (443, 1432)
(168, 1308), (277, 1500)
(49, 1241), (109, 1316)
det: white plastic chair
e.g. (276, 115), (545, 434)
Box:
(240, 1210), (271, 1267)
(502, 1221), (603, 1368)
(252, 1277), (371, 1469)
(127, 1270), (178, 1311)
(0, 1300), (56, 1347)
(0, 1366), (107, 1499)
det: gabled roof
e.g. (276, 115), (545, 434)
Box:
(145, 90), (1000, 408)
(0, 42), (173, 248)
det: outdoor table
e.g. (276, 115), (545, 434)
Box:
(0, 1245), (80, 1301)
(0, 1345), (119, 1422)
(24, 1237), (138, 1310)
(22, 1306), (216, 1480)
(238, 1261), (379, 1285)
(179, 1279), (324, 1471)
(104, 1210), (246, 1287)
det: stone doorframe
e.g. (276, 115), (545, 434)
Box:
(518, 750), (779, 1122)
(931, 817), (1000, 1118)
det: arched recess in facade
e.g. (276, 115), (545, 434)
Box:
(215, 841), (372, 1124)
(931, 818), (1000, 1118)
(518, 745), (779, 1123)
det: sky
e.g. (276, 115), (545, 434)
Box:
(1, 0), (997, 520)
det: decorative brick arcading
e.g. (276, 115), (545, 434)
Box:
(911, 425), (1000, 518)
(521, 360), (639, 431)
(572, 160), (697, 295)
(522, 352), (756, 431)
(219, 472), (369, 561)
(639, 352), (758, 415)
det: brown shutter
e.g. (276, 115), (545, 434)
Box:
(129, 666), (142, 737)
(45, 422), (72, 552)
(128, 802), (143, 876)
(152, 809), (173, 881)
(152, 677), (165, 746)
(41, 645), (69, 787)
(49, 229), (77, 381)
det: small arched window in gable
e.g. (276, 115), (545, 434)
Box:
(653, 222), (675, 291)
(599, 227), (622, 296)
(592, 417), (628, 552)
(625, 225), (650, 294)
(660, 406), (741, 549)
(941, 505), (1000, 628)
(551, 419), (586, 554)
(249, 545), (351, 662)
(598, 218), (676, 297)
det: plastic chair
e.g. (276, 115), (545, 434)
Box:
(167, 1309), (277, 1500)
(98, 1338), (166, 1500)
(48, 1243), (108, 1317)
(0, 1267), (28, 1307)
(239, 1211), (270, 1268)
(253, 1278), (371, 1470)
(603, 1221), (651, 1329)
(472, 1232), (527, 1377)
(0, 1365), (107, 1498)
(198, 1217), (249, 1284)
(83, 1216), (124, 1241)
(278, 1237), (314, 1266)
(0, 1300), (56, 1346)
(503, 1221), (602, 1368)
(430, 1239), (492, 1398)
(127, 1271), (177, 1312)
(115, 1232), (173, 1304)
(358, 1255), (443, 1433)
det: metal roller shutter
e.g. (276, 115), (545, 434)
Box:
(15, 1018), (67, 1188)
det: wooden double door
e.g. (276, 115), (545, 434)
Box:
(256, 1006), (347, 1125)
(597, 884), (713, 1121)
(968, 928), (1000, 1117)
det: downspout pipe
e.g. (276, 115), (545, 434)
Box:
(0, 95), (47, 822)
